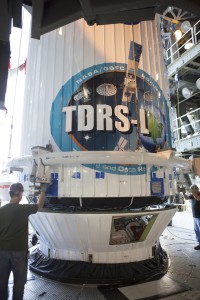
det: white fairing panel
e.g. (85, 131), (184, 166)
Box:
(8, 16), (188, 266)
(29, 208), (176, 263)
(15, 16), (186, 198)
(21, 17), (170, 155)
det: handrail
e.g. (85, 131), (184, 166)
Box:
(172, 107), (200, 142)
(194, 20), (200, 44)
(166, 20), (200, 64)
(172, 106), (200, 122)
(173, 91), (200, 108)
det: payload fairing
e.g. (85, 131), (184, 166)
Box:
(7, 16), (191, 283)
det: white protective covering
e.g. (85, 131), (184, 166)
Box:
(30, 208), (176, 263)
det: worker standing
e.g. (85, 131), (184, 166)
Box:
(0, 182), (49, 300)
(184, 184), (200, 250)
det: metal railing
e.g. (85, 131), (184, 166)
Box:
(167, 20), (200, 147)
(166, 20), (200, 65)
(172, 107), (200, 142)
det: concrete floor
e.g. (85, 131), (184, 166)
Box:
(8, 225), (200, 299)
(159, 226), (200, 299)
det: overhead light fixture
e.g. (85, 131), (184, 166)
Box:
(58, 28), (62, 35)
(182, 87), (193, 99)
(184, 42), (194, 50)
(174, 29), (182, 41)
(196, 78), (200, 90)
(180, 21), (192, 33)
(173, 20), (192, 41)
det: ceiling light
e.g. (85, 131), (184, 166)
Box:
(184, 42), (194, 50)
(180, 21), (191, 33)
(182, 87), (193, 99)
(196, 78), (200, 90)
(174, 29), (182, 41)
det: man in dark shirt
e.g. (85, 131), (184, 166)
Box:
(0, 182), (48, 300)
(184, 184), (200, 250)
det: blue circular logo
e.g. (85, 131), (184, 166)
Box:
(51, 63), (169, 154)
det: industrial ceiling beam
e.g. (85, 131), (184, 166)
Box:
(184, 66), (200, 75)
(95, 7), (156, 25)
(30, 0), (200, 38)
(31, 0), (82, 39)
(31, 0), (45, 39)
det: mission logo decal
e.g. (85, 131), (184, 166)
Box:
(50, 42), (171, 175)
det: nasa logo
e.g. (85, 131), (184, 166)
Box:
(51, 62), (169, 154)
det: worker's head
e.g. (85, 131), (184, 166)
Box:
(190, 184), (199, 191)
(9, 183), (24, 201)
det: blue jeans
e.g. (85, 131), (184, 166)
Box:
(0, 251), (28, 300)
(194, 218), (200, 244)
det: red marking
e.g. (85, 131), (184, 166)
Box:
(0, 185), (10, 189)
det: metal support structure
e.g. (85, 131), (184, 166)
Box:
(168, 43), (200, 78)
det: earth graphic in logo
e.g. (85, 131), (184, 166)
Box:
(139, 102), (167, 152)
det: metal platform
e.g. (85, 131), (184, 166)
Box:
(174, 134), (200, 153)
(168, 43), (200, 79)
(8, 226), (200, 299)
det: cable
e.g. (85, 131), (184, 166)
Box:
(165, 227), (196, 242)
(162, 230), (198, 283)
